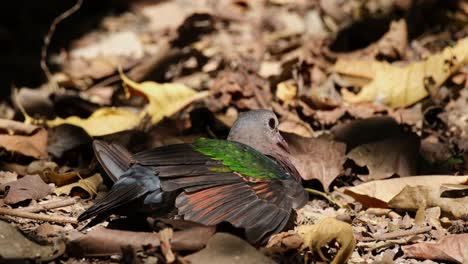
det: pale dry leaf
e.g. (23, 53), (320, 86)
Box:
(53, 173), (103, 198)
(0, 171), (18, 187)
(402, 234), (468, 263)
(121, 71), (210, 125)
(346, 133), (419, 181)
(47, 108), (140, 137)
(297, 217), (355, 264)
(388, 185), (468, 219)
(343, 175), (468, 208)
(334, 37), (468, 107)
(276, 82), (297, 102)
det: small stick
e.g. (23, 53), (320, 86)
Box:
(358, 226), (432, 242)
(17, 198), (78, 213)
(0, 208), (77, 224)
(304, 188), (346, 208)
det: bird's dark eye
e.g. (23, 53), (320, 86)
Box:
(268, 118), (276, 129)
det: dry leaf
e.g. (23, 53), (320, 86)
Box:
(297, 217), (355, 264)
(0, 171), (18, 187)
(346, 132), (419, 181)
(121, 71), (210, 125)
(53, 173), (103, 198)
(276, 82), (297, 102)
(285, 133), (346, 190)
(186, 233), (275, 264)
(0, 119), (47, 159)
(3, 175), (51, 205)
(0, 221), (65, 261)
(47, 108), (140, 137)
(334, 37), (468, 107)
(389, 185), (468, 218)
(343, 175), (468, 208)
(402, 234), (468, 263)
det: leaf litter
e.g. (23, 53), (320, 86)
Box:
(0, 0), (467, 263)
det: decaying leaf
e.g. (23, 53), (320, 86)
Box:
(285, 133), (346, 190)
(343, 175), (468, 208)
(47, 108), (140, 137)
(0, 119), (47, 159)
(53, 173), (103, 198)
(121, 71), (210, 125)
(402, 234), (468, 263)
(346, 132), (419, 181)
(389, 185), (468, 218)
(0, 221), (65, 261)
(186, 233), (275, 264)
(334, 37), (468, 107)
(3, 175), (51, 205)
(0, 171), (18, 187)
(297, 217), (355, 264)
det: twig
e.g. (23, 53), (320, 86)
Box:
(41, 0), (83, 91)
(358, 226), (432, 242)
(17, 198), (78, 213)
(0, 208), (77, 224)
(304, 188), (346, 208)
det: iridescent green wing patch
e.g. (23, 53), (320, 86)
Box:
(192, 137), (288, 180)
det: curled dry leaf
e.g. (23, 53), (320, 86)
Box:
(186, 233), (275, 264)
(402, 234), (468, 264)
(297, 217), (356, 264)
(284, 133), (346, 190)
(388, 185), (468, 219)
(343, 175), (468, 208)
(3, 175), (51, 205)
(47, 73), (208, 136)
(53, 173), (103, 198)
(0, 221), (65, 261)
(0, 119), (47, 159)
(334, 37), (468, 107)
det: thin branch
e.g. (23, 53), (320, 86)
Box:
(17, 198), (78, 213)
(41, 0), (83, 91)
(0, 208), (77, 224)
(358, 226), (432, 242)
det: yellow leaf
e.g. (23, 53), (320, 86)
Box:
(47, 108), (139, 136)
(276, 82), (297, 102)
(53, 173), (103, 198)
(120, 71), (210, 124)
(334, 37), (468, 107)
(297, 218), (355, 264)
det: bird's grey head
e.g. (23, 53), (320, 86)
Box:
(227, 110), (289, 154)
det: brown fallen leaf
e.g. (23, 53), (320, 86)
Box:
(0, 221), (65, 261)
(297, 217), (356, 264)
(402, 234), (468, 263)
(3, 175), (51, 205)
(343, 175), (468, 208)
(0, 119), (47, 159)
(68, 224), (216, 257)
(346, 132), (419, 181)
(53, 173), (103, 198)
(389, 185), (468, 219)
(186, 233), (275, 264)
(285, 133), (346, 190)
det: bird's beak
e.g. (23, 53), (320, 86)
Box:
(276, 133), (290, 153)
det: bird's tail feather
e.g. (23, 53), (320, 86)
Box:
(93, 140), (134, 183)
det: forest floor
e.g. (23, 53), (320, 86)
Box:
(0, 0), (467, 263)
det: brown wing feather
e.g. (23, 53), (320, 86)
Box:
(175, 180), (299, 244)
